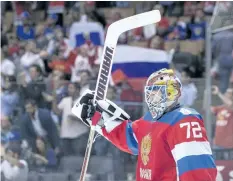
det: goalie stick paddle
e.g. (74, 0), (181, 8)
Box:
(78, 10), (161, 181)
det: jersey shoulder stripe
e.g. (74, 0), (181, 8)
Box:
(177, 154), (216, 176)
(158, 107), (203, 125)
(143, 107), (202, 125)
(171, 141), (212, 162)
(126, 122), (138, 155)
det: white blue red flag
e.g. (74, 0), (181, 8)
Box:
(69, 18), (105, 48)
(111, 45), (169, 78)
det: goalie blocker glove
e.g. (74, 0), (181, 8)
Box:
(72, 89), (130, 135)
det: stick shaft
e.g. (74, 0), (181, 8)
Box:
(79, 112), (101, 181)
(78, 44), (115, 181)
(78, 127), (96, 181)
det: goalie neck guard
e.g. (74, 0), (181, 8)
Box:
(144, 68), (182, 119)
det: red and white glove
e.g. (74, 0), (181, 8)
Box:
(72, 89), (130, 135)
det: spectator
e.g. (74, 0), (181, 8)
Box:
(179, 67), (197, 107)
(44, 14), (59, 36)
(16, 11), (35, 40)
(2, 11), (13, 35)
(20, 99), (60, 153)
(212, 30), (233, 93)
(45, 73), (68, 104)
(1, 115), (13, 145)
(35, 23), (49, 51)
(79, 70), (94, 95)
(44, 73), (68, 125)
(188, 9), (206, 40)
(1, 46), (16, 78)
(81, 35), (103, 67)
(166, 17), (187, 41)
(53, 82), (88, 156)
(19, 64), (46, 108)
(210, 86), (233, 149)
(7, 36), (20, 59)
(1, 144), (28, 181)
(45, 69), (63, 92)
(149, 35), (164, 50)
(55, 28), (72, 58)
(3, 126), (22, 149)
(20, 41), (47, 77)
(31, 137), (57, 170)
(191, 8), (205, 24)
(1, 76), (19, 117)
(1, 123), (22, 167)
(53, 75), (68, 103)
(71, 45), (92, 82)
(47, 27), (71, 58)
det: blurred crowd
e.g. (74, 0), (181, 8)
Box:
(1, 1), (233, 181)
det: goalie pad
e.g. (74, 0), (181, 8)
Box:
(96, 99), (130, 133)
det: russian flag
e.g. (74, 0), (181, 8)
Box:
(105, 45), (170, 91)
(112, 45), (169, 78)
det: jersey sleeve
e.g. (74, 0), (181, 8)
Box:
(102, 119), (140, 155)
(166, 113), (217, 181)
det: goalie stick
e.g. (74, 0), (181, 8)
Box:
(77, 10), (161, 181)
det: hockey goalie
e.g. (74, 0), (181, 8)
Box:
(72, 68), (217, 181)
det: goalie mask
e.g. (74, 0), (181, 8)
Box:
(144, 68), (182, 119)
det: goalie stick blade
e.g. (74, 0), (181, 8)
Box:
(78, 10), (161, 181)
(105, 10), (161, 46)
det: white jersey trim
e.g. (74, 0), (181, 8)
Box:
(171, 141), (212, 162)
(105, 120), (122, 133)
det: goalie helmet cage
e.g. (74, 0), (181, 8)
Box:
(205, 1), (233, 143)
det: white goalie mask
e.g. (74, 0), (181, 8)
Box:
(144, 68), (182, 119)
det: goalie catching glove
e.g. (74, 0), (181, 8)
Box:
(71, 89), (130, 134)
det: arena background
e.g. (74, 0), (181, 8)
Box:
(1, 1), (233, 181)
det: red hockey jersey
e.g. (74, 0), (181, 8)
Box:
(102, 106), (217, 181)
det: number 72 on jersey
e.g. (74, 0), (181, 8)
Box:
(180, 122), (203, 139)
